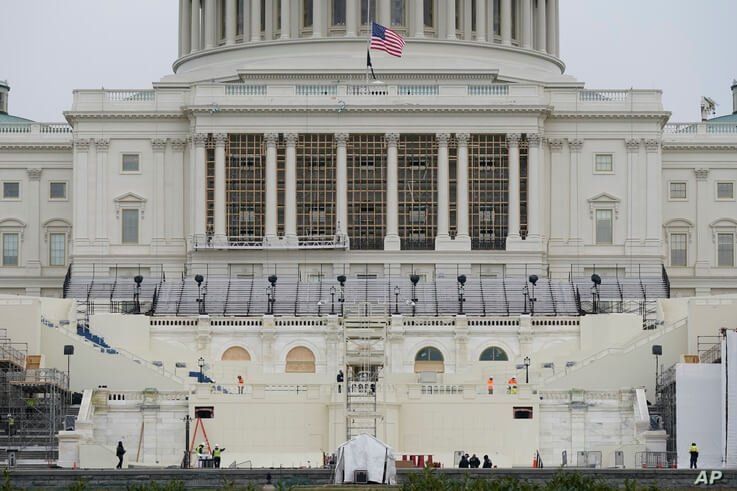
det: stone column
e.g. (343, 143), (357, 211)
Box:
(527, 133), (541, 241)
(520, 0), (532, 49)
(378, 0), (391, 26)
(180, 0), (192, 56)
(385, 133), (400, 251)
(554, 0), (560, 57)
(446, 0), (457, 39)
(73, 140), (90, 245)
(645, 140), (662, 244)
(486, 0), (495, 42)
(280, 0), (291, 39)
(501, 0), (512, 45)
(456, 133), (470, 241)
(193, 134), (208, 237)
(313, 0), (324, 37)
(26, 168), (42, 272)
(413, 0), (425, 38)
(336, 133), (349, 238)
(284, 133), (298, 243)
(548, 138), (567, 243)
(87, 142), (97, 242)
(546, 0), (557, 55)
(264, 133), (278, 242)
(568, 139), (582, 244)
(694, 168), (710, 273)
(436, 133), (451, 242)
(536, 0), (547, 52)
(475, 0), (486, 41)
(95, 139), (110, 244)
(204, 0), (217, 49)
(250, 0), (261, 41)
(213, 133), (227, 244)
(506, 133), (521, 241)
(225, 0), (237, 44)
(346, 0), (359, 36)
(191, 0), (201, 51)
(152, 139), (168, 246)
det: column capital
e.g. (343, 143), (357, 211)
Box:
(285, 133), (299, 146)
(264, 133), (279, 145)
(213, 133), (228, 146)
(527, 133), (542, 147)
(95, 139), (110, 152)
(644, 139), (661, 152)
(506, 133), (521, 148)
(170, 138), (187, 151)
(385, 133), (400, 146)
(26, 168), (42, 181)
(547, 138), (565, 151)
(625, 138), (641, 153)
(456, 133), (470, 145)
(694, 168), (709, 181)
(192, 133), (208, 147)
(569, 139), (583, 153)
(152, 138), (168, 152)
(436, 133), (450, 145)
(335, 133), (350, 145)
(74, 139), (92, 151)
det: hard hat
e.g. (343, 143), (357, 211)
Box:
(215, 444), (219, 447)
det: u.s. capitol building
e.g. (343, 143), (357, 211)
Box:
(0, 0), (736, 470)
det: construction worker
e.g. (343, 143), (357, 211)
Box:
(486, 377), (494, 395)
(212, 444), (225, 469)
(507, 377), (518, 394)
(689, 442), (699, 469)
(7, 414), (14, 437)
(237, 375), (245, 394)
(196, 442), (207, 468)
(336, 369), (344, 394)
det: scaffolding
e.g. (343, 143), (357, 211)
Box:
(0, 333), (69, 467)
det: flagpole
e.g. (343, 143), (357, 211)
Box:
(365, 0), (372, 85)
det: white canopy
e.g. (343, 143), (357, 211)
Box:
(333, 434), (397, 485)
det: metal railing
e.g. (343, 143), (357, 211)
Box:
(635, 451), (677, 469)
(298, 234), (347, 249)
(192, 235), (264, 250)
(7, 368), (68, 389)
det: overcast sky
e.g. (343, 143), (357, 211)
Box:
(1, 0), (735, 122)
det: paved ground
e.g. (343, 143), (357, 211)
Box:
(1, 467), (734, 489)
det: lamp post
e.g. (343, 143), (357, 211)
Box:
(457, 275), (466, 314)
(64, 345), (74, 404)
(652, 345), (662, 393)
(197, 357), (205, 383)
(330, 286), (336, 315)
(528, 275), (538, 316)
(393, 286), (400, 315)
(523, 356), (530, 384)
(317, 300), (323, 317)
(410, 274), (420, 317)
(266, 286), (273, 315)
(195, 274), (205, 315)
(337, 275), (346, 316)
(133, 275), (143, 314)
(182, 414), (192, 469)
(591, 273), (601, 314)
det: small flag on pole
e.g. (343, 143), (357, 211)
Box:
(367, 50), (377, 80)
(370, 22), (405, 57)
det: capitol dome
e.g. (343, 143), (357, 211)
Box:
(171, 0), (566, 83)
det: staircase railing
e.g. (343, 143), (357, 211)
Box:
(661, 265), (671, 298)
(62, 264), (72, 298)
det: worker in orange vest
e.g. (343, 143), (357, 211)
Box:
(237, 375), (245, 394)
(486, 377), (494, 395)
(507, 377), (518, 394)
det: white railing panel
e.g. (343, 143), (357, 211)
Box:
(104, 90), (155, 102)
(225, 84), (267, 96)
(296, 85), (338, 96)
(579, 90), (629, 102)
(397, 85), (439, 96)
(468, 84), (510, 96)
(347, 85), (389, 96)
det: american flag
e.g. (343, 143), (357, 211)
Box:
(370, 22), (405, 57)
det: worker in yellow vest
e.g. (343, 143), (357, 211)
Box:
(212, 444), (225, 469)
(689, 442), (699, 469)
(486, 377), (494, 395)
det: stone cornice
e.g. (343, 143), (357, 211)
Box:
(64, 112), (185, 122)
(184, 105), (553, 115)
(662, 142), (737, 152)
(0, 143), (73, 152)
(551, 112), (671, 121)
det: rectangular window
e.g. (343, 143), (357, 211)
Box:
(594, 154), (613, 173)
(121, 154), (140, 173)
(669, 182), (687, 200)
(391, 0), (406, 27)
(331, 0), (346, 26)
(303, 0), (314, 28)
(260, 0), (267, 32)
(717, 182), (734, 200)
(455, 0), (462, 30)
(2, 234), (19, 266)
(493, 0), (500, 36)
(49, 182), (67, 200)
(423, 0), (434, 28)
(361, 0), (376, 25)
(471, 0), (477, 31)
(670, 233), (687, 267)
(121, 209), (139, 244)
(49, 233), (66, 266)
(236, 0), (244, 35)
(595, 209), (613, 245)
(2, 182), (20, 199)
(718, 233), (734, 267)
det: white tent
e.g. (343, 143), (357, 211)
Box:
(333, 434), (397, 485)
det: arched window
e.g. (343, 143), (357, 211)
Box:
(286, 346), (316, 373)
(221, 346), (251, 361)
(414, 347), (444, 373)
(480, 346), (509, 361)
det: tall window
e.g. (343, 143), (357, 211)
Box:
(226, 135), (265, 239)
(493, 0), (500, 36)
(361, 0), (376, 25)
(423, 0), (434, 28)
(510, 0), (518, 40)
(260, 0), (267, 32)
(348, 135), (386, 250)
(390, 0), (406, 27)
(49, 233), (66, 266)
(455, 0), (462, 31)
(398, 135), (437, 250)
(236, 0), (244, 36)
(471, 0), (477, 32)
(303, 0), (314, 29)
(670, 233), (687, 267)
(718, 233), (734, 267)
(2, 234), (18, 266)
(480, 346), (508, 361)
(296, 135), (336, 237)
(121, 209), (139, 244)
(595, 209), (613, 245)
(470, 135), (508, 250)
(331, 0), (346, 26)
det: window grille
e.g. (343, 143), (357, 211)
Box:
(348, 135), (386, 250)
